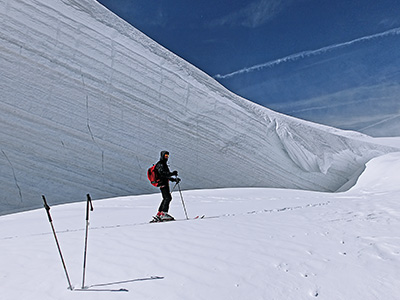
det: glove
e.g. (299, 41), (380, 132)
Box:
(170, 177), (181, 183)
(172, 170), (178, 176)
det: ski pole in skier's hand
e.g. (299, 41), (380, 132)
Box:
(170, 175), (181, 182)
(171, 177), (180, 193)
(176, 181), (188, 220)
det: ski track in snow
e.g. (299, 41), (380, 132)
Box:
(0, 199), (331, 241)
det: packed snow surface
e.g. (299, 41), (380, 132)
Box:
(1, 151), (400, 299)
(0, 0), (398, 214)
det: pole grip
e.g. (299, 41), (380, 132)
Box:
(42, 195), (52, 222)
(87, 194), (94, 212)
(85, 194), (94, 221)
(85, 194), (93, 221)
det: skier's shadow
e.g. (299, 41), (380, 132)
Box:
(80, 276), (164, 292)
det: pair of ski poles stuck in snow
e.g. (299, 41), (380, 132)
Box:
(42, 194), (93, 291)
(42, 182), (188, 290)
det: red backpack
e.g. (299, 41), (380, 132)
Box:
(147, 164), (160, 187)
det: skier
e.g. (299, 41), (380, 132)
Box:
(154, 151), (180, 221)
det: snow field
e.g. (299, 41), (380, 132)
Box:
(1, 152), (400, 299)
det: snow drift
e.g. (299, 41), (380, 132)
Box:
(0, 0), (399, 214)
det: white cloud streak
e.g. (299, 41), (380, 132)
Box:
(209, 0), (290, 29)
(214, 27), (400, 79)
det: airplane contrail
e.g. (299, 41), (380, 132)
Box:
(214, 27), (400, 79)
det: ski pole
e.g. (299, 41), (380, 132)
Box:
(81, 193), (94, 289)
(42, 195), (73, 291)
(177, 182), (189, 220)
(171, 181), (178, 192)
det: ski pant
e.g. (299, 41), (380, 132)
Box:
(158, 185), (172, 213)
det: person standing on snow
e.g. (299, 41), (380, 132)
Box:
(154, 150), (180, 221)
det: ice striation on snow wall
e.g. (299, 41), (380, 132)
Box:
(0, 0), (398, 214)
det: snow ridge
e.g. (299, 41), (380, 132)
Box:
(0, 0), (398, 214)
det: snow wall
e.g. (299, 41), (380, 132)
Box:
(0, 0), (398, 214)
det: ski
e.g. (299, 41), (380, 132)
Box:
(194, 215), (205, 219)
(177, 215), (205, 221)
(73, 287), (129, 292)
(149, 216), (175, 223)
(149, 215), (205, 223)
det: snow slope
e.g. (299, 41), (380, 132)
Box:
(0, 0), (399, 214)
(1, 149), (400, 299)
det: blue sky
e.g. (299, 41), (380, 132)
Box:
(97, 0), (400, 137)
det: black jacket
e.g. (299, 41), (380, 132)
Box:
(155, 151), (174, 187)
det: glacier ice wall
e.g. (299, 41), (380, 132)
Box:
(0, 0), (398, 214)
